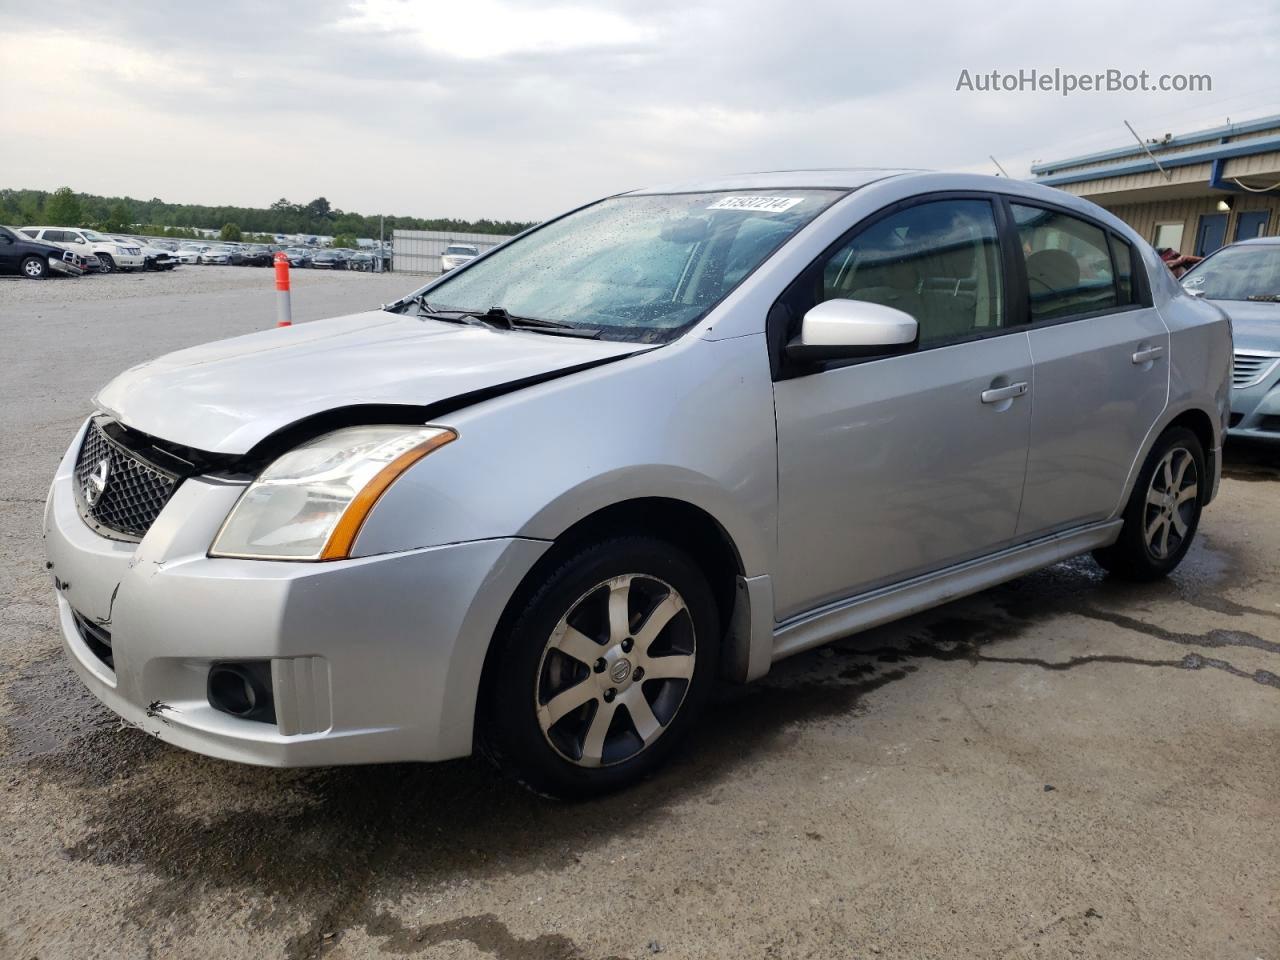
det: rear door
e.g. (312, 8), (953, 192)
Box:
(1008, 201), (1169, 537)
(771, 194), (1033, 619)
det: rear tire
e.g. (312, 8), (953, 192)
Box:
(20, 256), (47, 279)
(1093, 426), (1205, 581)
(479, 536), (720, 799)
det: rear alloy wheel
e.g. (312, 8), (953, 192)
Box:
(96, 253), (115, 274)
(21, 256), (47, 279)
(481, 537), (719, 798)
(1094, 426), (1205, 580)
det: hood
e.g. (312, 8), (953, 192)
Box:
(95, 311), (646, 454)
(1206, 298), (1280, 353)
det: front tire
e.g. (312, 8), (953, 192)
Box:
(96, 253), (115, 274)
(1093, 426), (1205, 581)
(21, 256), (47, 279)
(480, 536), (720, 798)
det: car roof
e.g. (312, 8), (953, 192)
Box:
(627, 168), (921, 194)
(1231, 236), (1280, 246)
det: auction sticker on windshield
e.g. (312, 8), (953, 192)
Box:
(707, 196), (804, 213)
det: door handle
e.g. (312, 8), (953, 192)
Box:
(980, 381), (1029, 404)
(1132, 345), (1165, 364)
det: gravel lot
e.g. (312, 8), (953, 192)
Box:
(2, 268), (1278, 960)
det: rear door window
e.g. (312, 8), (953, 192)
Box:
(1011, 204), (1118, 321)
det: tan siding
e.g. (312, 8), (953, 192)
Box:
(1102, 196), (1280, 254)
(1222, 149), (1280, 179)
(1060, 162), (1213, 198)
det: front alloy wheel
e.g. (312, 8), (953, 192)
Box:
(481, 536), (719, 798)
(536, 574), (696, 768)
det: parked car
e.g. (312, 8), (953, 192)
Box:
(310, 249), (346, 269)
(0, 224), (87, 278)
(110, 235), (177, 271)
(44, 170), (1229, 797)
(347, 250), (376, 272)
(240, 244), (274, 267)
(200, 244), (244, 266)
(1180, 236), (1280, 442)
(19, 226), (145, 273)
(281, 247), (313, 268)
(177, 243), (210, 264)
(440, 243), (479, 272)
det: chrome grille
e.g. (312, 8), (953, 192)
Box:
(1231, 352), (1279, 389)
(73, 419), (180, 540)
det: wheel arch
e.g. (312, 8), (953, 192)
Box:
(1115, 403), (1220, 516)
(476, 496), (754, 735)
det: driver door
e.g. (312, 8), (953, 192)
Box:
(771, 195), (1033, 620)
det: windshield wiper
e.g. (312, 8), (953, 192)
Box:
(408, 296), (486, 325)
(471, 306), (600, 337)
(402, 297), (600, 338)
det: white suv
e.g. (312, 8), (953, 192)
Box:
(20, 226), (145, 274)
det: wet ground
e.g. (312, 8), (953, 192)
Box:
(2, 270), (1278, 959)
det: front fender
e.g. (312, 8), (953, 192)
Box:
(351, 334), (779, 577)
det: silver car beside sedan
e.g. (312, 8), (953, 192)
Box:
(44, 170), (1230, 797)
(1180, 236), (1280, 442)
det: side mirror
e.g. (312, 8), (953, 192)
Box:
(786, 298), (918, 364)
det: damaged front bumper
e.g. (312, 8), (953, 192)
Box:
(43, 419), (548, 767)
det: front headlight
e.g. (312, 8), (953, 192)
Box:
(210, 425), (456, 561)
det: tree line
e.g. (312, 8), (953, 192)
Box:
(0, 187), (536, 240)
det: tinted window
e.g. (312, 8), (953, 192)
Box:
(20, 229), (38, 239)
(1012, 204), (1117, 320)
(816, 199), (1005, 346)
(1111, 236), (1134, 304)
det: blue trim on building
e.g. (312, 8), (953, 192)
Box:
(1030, 113), (1280, 176)
(1032, 133), (1280, 187)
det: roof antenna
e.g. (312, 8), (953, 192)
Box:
(1124, 120), (1173, 181)
(989, 155), (1011, 178)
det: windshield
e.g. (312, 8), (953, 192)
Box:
(81, 229), (107, 241)
(407, 189), (842, 342)
(444, 245), (477, 255)
(1182, 244), (1280, 301)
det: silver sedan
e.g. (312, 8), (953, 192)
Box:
(45, 170), (1229, 796)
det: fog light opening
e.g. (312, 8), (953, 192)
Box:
(207, 662), (276, 724)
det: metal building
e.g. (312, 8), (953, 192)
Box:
(1031, 113), (1280, 256)
(391, 229), (515, 275)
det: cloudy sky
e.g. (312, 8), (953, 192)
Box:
(2, 0), (1278, 222)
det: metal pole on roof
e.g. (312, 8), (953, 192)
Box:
(1124, 121), (1173, 181)
(989, 156), (1011, 178)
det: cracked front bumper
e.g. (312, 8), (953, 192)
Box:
(43, 421), (548, 766)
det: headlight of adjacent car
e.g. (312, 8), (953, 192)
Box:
(210, 425), (456, 561)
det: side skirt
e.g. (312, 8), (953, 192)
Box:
(771, 520), (1123, 663)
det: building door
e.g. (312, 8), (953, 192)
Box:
(1194, 213), (1228, 256)
(1234, 210), (1270, 241)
